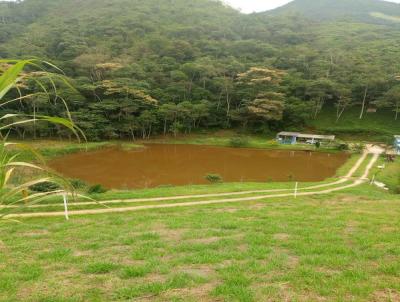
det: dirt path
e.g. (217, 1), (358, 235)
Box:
(6, 148), (382, 219)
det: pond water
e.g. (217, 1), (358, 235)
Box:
(48, 144), (349, 189)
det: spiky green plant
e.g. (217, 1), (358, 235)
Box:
(0, 59), (84, 219)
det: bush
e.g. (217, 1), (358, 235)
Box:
(87, 184), (108, 194)
(352, 143), (365, 154)
(29, 181), (60, 192)
(229, 136), (249, 148)
(336, 143), (350, 151)
(70, 179), (87, 189)
(205, 174), (223, 183)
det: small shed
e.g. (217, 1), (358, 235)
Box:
(394, 135), (400, 154)
(277, 132), (335, 145)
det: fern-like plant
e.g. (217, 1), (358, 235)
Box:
(0, 59), (84, 219)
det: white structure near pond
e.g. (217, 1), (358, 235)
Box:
(277, 132), (335, 145)
(394, 135), (400, 155)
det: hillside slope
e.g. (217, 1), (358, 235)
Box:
(1, 0), (400, 141)
(266, 0), (400, 24)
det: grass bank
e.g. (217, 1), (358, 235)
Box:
(376, 158), (400, 192)
(309, 107), (400, 142)
(143, 133), (342, 153)
(15, 141), (143, 162)
(0, 185), (399, 302)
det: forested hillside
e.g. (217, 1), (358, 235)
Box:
(267, 0), (400, 23)
(1, 0), (400, 140)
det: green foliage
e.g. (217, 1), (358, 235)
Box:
(29, 181), (61, 193)
(352, 143), (366, 154)
(205, 174), (223, 183)
(229, 136), (249, 148)
(336, 143), (350, 151)
(0, 60), (83, 219)
(1, 0), (400, 140)
(87, 184), (108, 194)
(268, 0), (400, 24)
(376, 158), (400, 193)
(70, 179), (87, 190)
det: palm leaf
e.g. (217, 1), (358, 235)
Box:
(0, 59), (86, 220)
(0, 60), (32, 100)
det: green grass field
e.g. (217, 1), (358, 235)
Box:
(2, 138), (399, 301)
(0, 185), (399, 302)
(376, 158), (400, 192)
(309, 107), (400, 142)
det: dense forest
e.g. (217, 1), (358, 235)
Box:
(1, 0), (400, 140)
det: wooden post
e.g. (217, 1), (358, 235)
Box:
(63, 194), (69, 221)
(294, 182), (298, 199)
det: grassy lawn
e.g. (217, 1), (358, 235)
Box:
(309, 107), (400, 142)
(1, 185), (399, 302)
(376, 158), (400, 192)
(2, 138), (399, 301)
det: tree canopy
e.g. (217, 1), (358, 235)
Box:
(1, 0), (400, 139)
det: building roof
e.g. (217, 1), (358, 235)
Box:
(277, 132), (335, 141)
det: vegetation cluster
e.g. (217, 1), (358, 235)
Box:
(1, 0), (400, 141)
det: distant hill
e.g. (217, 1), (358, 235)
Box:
(1, 0), (400, 141)
(265, 0), (400, 24)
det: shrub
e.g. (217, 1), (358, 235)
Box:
(205, 174), (223, 183)
(87, 184), (108, 194)
(352, 143), (365, 154)
(336, 143), (350, 151)
(70, 179), (87, 189)
(29, 181), (61, 192)
(229, 136), (249, 148)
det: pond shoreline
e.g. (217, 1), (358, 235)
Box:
(21, 133), (353, 161)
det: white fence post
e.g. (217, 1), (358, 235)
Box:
(370, 174), (375, 185)
(294, 182), (298, 199)
(63, 194), (69, 221)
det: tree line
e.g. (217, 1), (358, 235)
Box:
(1, 0), (400, 140)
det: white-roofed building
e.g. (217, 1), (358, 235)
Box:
(277, 132), (335, 145)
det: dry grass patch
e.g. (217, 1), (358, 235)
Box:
(273, 233), (290, 241)
(372, 290), (400, 302)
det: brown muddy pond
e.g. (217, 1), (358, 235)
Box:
(49, 144), (349, 189)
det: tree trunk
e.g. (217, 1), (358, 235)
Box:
(130, 128), (135, 141)
(217, 91), (223, 110)
(313, 98), (322, 119)
(336, 107), (346, 123)
(359, 85), (368, 119)
(226, 91), (230, 117)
